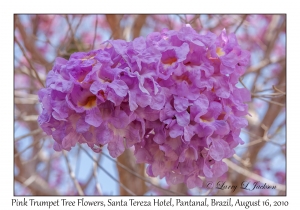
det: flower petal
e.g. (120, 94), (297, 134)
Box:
(85, 107), (103, 127)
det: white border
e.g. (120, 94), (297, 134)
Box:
(2, 0), (298, 209)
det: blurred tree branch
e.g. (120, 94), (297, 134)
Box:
(15, 15), (50, 67)
(105, 14), (149, 195)
(132, 15), (148, 38)
(106, 15), (124, 40)
(231, 64), (286, 195)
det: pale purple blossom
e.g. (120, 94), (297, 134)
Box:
(38, 26), (250, 189)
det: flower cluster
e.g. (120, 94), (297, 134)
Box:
(38, 25), (250, 188)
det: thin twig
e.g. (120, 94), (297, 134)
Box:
(246, 57), (285, 75)
(14, 138), (42, 158)
(254, 84), (286, 93)
(15, 67), (45, 84)
(101, 151), (185, 195)
(239, 77), (248, 90)
(188, 14), (200, 25)
(15, 90), (39, 99)
(45, 153), (54, 182)
(81, 154), (102, 191)
(273, 85), (286, 94)
(232, 154), (252, 167)
(75, 146), (81, 178)
(18, 115), (39, 122)
(234, 15), (247, 33)
(238, 138), (264, 148)
(177, 15), (187, 24)
(15, 99), (38, 105)
(64, 15), (81, 51)
(79, 145), (136, 195)
(256, 97), (285, 107)
(224, 159), (285, 191)
(166, 15), (173, 29)
(74, 15), (85, 33)
(184, 14), (188, 23)
(31, 34), (55, 49)
(252, 92), (286, 99)
(23, 174), (38, 188)
(15, 128), (42, 142)
(15, 15), (49, 66)
(240, 128), (285, 148)
(93, 154), (103, 195)
(91, 15), (98, 50)
(250, 16), (285, 93)
(62, 151), (85, 196)
(15, 38), (45, 87)
(21, 139), (46, 164)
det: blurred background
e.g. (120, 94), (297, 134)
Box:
(14, 14), (286, 195)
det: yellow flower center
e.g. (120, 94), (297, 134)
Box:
(216, 47), (225, 57)
(78, 95), (97, 109)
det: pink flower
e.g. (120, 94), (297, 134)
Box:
(38, 26), (250, 188)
